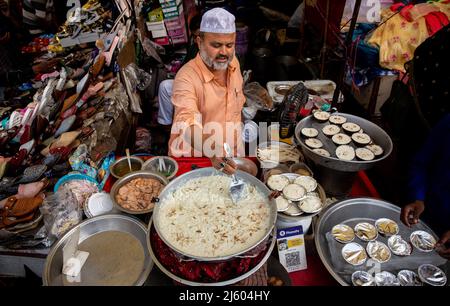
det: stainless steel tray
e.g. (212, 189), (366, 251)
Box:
(314, 198), (449, 286)
(147, 218), (276, 286)
(43, 214), (153, 286)
(152, 167), (277, 261)
(295, 113), (393, 172)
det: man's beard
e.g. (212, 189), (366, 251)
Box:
(200, 48), (234, 71)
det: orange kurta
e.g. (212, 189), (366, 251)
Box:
(168, 53), (246, 157)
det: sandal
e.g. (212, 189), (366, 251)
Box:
(17, 178), (50, 199)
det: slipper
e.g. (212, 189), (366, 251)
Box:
(17, 178), (50, 199)
(41, 131), (81, 156)
(16, 164), (48, 184)
(1, 193), (44, 218)
(61, 93), (79, 113)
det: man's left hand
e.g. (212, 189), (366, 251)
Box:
(435, 230), (450, 259)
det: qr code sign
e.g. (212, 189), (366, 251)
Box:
(285, 252), (301, 268)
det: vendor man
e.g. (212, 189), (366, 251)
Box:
(168, 8), (245, 174)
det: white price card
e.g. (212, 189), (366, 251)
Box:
(276, 226), (307, 272)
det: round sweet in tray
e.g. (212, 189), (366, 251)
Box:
(354, 222), (378, 241)
(305, 138), (323, 149)
(352, 133), (371, 146)
(332, 224), (355, 243)
(301, 127), (319, 138)
(375, 218), (399, 236)
(342, 242), (367, 266)
(283, 202), (304, 216)
(329, 115), (347, 125)
(312, 148), (331, 157)
(293, 176), (317, 192)
(397, 270), (422, 286)
(365, 144), (384, 157)
(352, 271), (375, 286)
(355, 148), (375, 161)
(313, 111), (331, 122)
(282, 184), (306, 201)
(332, 133), (352, 146)
(322, 124), (341, 137)
(342, 122), (361, 134)
(267, 174), (290, 191)
(275, 196), (290, 212)
(335, 145), (355, 161)
(388, 235), (412, 256)
(410, 231), (436, 252)
(298, 196), (322, 213)
(366, 241), (391, 263)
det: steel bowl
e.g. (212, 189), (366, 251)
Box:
(256, 141), (303, 169)
(152, 167), (277, 262)
(232, 157), (258, 176)
(295, 113), (393, 172)
(110, 170), (169, 215)
(142, 156), (179, 180)
(43, 214), (153, 286)
(314, 198), (448, 286)
(109, 156), (143, 179)
(147, 217), (276, 286)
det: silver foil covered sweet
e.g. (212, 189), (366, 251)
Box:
(397, 270), (422, 286)
(366, 241), (391, 263)
(354, 222), (378, 242)
(410, 231), (436, 252)
(375, 218), (399, 236)
(342, 242), (367, 266)
(332, 224), (355, 244)
(388, 235), (412, 256)
(375, 271), (400, 286)
(418, 264), (447, 286)
(352, 271), (375, 286)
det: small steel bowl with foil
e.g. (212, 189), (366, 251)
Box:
(418, 264), (447, 286)
(341, 242), (367, 266)
(354, 222), (378, 242)
(397, 270), (422, 286)
(388, 235), (412, 256)
(375, 271), (400, 286)
(410, 230), (437, 252)
(351, 271), (375, 286)
(366, 241), (391, 263)
(332, 224), (355, 244)
(375, 218), (399, 236)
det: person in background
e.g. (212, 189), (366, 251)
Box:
(400, 113), (450, 259)
(157, 14), (202, 127)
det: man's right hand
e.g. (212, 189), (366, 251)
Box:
(400, 200), (425, 227)
(211, 156), (237, 175)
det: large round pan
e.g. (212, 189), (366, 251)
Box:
(295, 113), (393, 172)
(152, 167), (277, 262)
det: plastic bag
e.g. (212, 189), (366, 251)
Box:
(40, 185), (82, 243)
(69, 144), (98, 179)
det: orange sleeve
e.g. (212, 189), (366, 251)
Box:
(171, 66), (203, 131)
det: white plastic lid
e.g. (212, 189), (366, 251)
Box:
(87, 193), (114, 217)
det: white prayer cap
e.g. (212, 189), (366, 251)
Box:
(200, 8), (236, 34)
